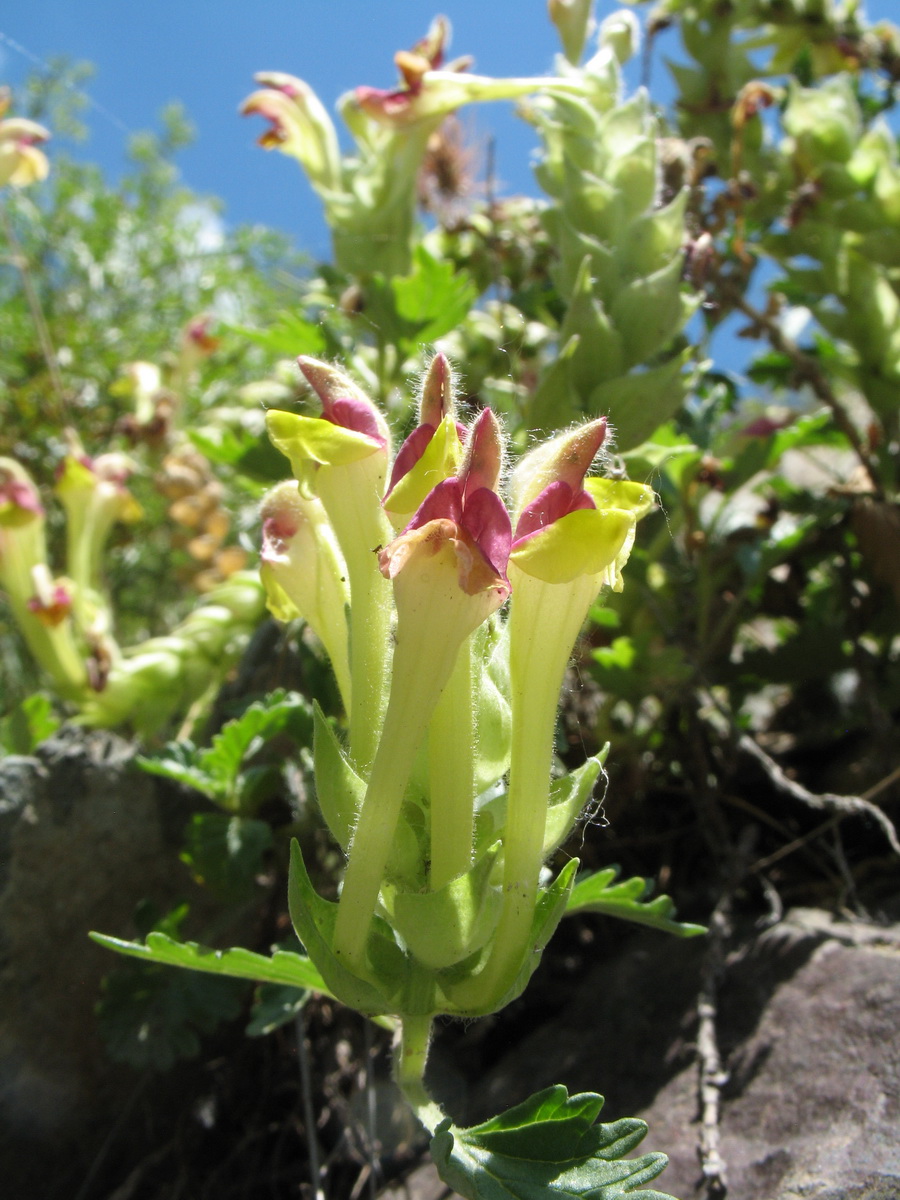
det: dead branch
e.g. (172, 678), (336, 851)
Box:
(736, 733), (900, 858)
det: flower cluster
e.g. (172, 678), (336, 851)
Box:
(0, 450), (266, 735)
(240, 19), (583, 277)
(261, 354), (653, 1018)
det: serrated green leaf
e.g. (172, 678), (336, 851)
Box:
(430, 1084), (676, 1200)
(566, 868), (706, 938)
(91, 928), (334, 991)
(137, 739), (216, 796)
(231, 312), (326, 358)
(392, 246), (479, 347)
(364, 246), (479, 359)
(201, 691), (313, 809)
(138, 690), (312, 809)
(0, 692), (60, 754)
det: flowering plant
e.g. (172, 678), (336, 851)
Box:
(96, 352), (701, 1200)
(240, 17), (586, 276)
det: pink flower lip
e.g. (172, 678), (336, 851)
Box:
(259, 75), (303, 100)
(395, 405), (511, 583)
(260, 513), (297, 560)
(511, 416), (608, 548)
(321, 396), (388, 449)
(354, 84), (417, 120)
(512, 480), (595, 548)
(295, 357), (389, 450)
(0, 477), (43, 516)
(405, 477), (511, 583)
(26, 582), (73, 627)
(353, 16), (455, 123)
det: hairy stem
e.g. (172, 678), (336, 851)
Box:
(395, 1015), (443, 1134)
(450, 570), (599, 1013)
(428, 634), (475, 890)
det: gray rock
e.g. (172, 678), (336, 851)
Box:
(0, 726), (202, 1194)
(422, 909), (900, 1200)
(641, 923), (900, 1200)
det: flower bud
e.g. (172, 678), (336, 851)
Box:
(259, 481), (351, 709)
(383, 354), (466, 529)
(240, 72), (341, 193)
(548, 0), (594, 65)
(598, 9), (640, 65)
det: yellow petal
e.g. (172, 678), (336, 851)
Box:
(510, 507), (634, 584)
(267, 410), (381, 471)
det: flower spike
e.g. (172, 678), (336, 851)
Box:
(332, 410), (511, 972)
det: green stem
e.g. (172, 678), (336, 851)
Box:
(316, 456), (394, 776)
(332, 583), (481, 972)
(428, 634), (475, 890)
(395, 1015), (443, 1134)
(64, 500), (116, 638)
(0, 521), (88, 698)
(450, 569), (599, 1013)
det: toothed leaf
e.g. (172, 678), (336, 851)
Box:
(431, 1084), (676, 1200)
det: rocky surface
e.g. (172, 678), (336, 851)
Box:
(1, 726), (897, 1199)
(0, 727), (200, 1195)
(409, 908), (900, 1200)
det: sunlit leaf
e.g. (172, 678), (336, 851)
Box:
(431, 1085), (676, 1200)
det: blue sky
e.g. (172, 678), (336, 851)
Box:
(1, 1), (596, 259)
(1, 2), (898, 263)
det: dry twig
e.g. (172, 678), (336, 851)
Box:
(697, 894), (730, 1199)
(735, 733), (900, 858)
